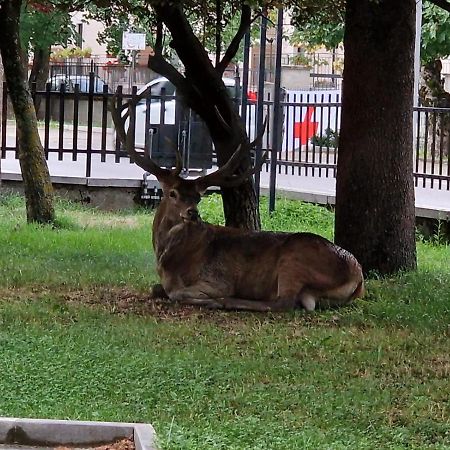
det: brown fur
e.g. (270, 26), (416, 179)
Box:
(151, 175), (364, 312)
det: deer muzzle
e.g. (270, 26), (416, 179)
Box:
(181, 208), (199, 223)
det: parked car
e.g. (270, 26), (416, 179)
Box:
(48, 74), (109, 93)
(126, 76), (239, 149)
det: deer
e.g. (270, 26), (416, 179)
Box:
(111, 99), (365, 312)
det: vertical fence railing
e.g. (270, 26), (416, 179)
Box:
(414, 106), (450, 190)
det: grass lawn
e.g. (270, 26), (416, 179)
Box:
(0, 194), (449, 449)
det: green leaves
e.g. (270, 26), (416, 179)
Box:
(422, 3), (450, 62)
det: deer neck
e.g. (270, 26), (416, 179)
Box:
(152, 199), (186, 256)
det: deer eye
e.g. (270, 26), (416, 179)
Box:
(169, 190), (177, 198)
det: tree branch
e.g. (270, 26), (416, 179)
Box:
(147, 53), (185, 91)
(216, 5), (252, 75)
(155, 20), (164, 54)
(428, 0), (450, 13)
(215, 0), (222, 66)
(153, 2), (235, 135)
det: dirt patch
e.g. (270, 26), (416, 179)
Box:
(55, 437), (134, 450)
(0, 285), (347, 328)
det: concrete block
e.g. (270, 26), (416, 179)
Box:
(0, 417), (156, 450)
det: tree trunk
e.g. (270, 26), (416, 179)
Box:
(0, 0), (55, 223)
(29, 46), (51, 118)
(335, 0), (417, 275)
(214, 121), (260, 229)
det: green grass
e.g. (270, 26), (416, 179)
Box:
(0, 193), (449, 449)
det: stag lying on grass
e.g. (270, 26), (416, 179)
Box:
(112, 107), (364, 311)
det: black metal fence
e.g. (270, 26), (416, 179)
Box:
(1, 76), (449, 191)
(49, 61), (157, 93)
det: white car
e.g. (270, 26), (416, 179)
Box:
(127, 76), (239, 149)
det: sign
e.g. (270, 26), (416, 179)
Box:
(122, 32), (146, 51)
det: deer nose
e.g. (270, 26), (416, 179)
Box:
(187, 208), (199, 221)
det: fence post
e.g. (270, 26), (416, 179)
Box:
(100, 83), (109, 162)
(58, 82), (65, 160)
(254, 9), (268, 200)
(269, 7), (284, 213)
(115, 85), (123, 163)
(240, 31), (251, 128)
(1, 82), (7, 160)
(86, 71), (95, 178)
(44, 82), (51, 159)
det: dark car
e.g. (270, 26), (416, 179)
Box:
(48, 74), (109, 93)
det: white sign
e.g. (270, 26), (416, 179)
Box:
(122, 32), (146, 50)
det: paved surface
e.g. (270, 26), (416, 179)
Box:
(1, 147), (449, 219)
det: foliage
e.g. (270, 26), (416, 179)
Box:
(290, 0), (450, 64)
(310, 127), (339, 148)
(50, 46), (93, 60)
(0, 194), (449, 449)
(421, 3), (450, 63)
(20, 2), (75, 53)
(86, 2), (259, 61)
(290, 6), (344, 51)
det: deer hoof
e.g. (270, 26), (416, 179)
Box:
(151, 284), (169, 299)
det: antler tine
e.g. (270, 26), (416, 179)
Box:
(164, 137), (183, 176)
(195, 115), (269, 190)
(110, 95), (171, 180)
(207, 151), (268, 188)
(195, 143), (247, 189)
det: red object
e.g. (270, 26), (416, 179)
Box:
(294, 106), (319, 145)
(247, 91), (257, 102)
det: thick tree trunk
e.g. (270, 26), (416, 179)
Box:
(335, 0), (417, 275)
(214, 118), (260, 229)
(29, 46), (51, 118)
(0, 0), (55, 223)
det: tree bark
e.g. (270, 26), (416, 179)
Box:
(29, 46), (51, 118)
(335, 0), (417, 275)
(0, 0), (55, 223)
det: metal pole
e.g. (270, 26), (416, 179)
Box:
(241, 31), (251, 127)
(269, 8), (283, 213)
(413, 0), (422, 150)
(254, 10), (267, 200)
(414, 0), (422, 108)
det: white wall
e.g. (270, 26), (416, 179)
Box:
(70, 12), (108, 59)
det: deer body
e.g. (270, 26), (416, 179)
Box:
(153, 207), (364, 312)
(112, 102), (364, 311)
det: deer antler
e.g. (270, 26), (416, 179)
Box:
(164, 137), (184, 176)
(195, 117), (268, 190)
(110, 95), (172, 180)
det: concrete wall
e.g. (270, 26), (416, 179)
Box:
(281, 66), (311, 90)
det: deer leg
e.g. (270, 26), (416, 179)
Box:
(179, 298), (225, 309)
(150, 283), (169, 299)
(215, 297), (273, 312)
(213, 297), (302, 312)
(276, 268), (318, 311)
(169, 286), (225, 309)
